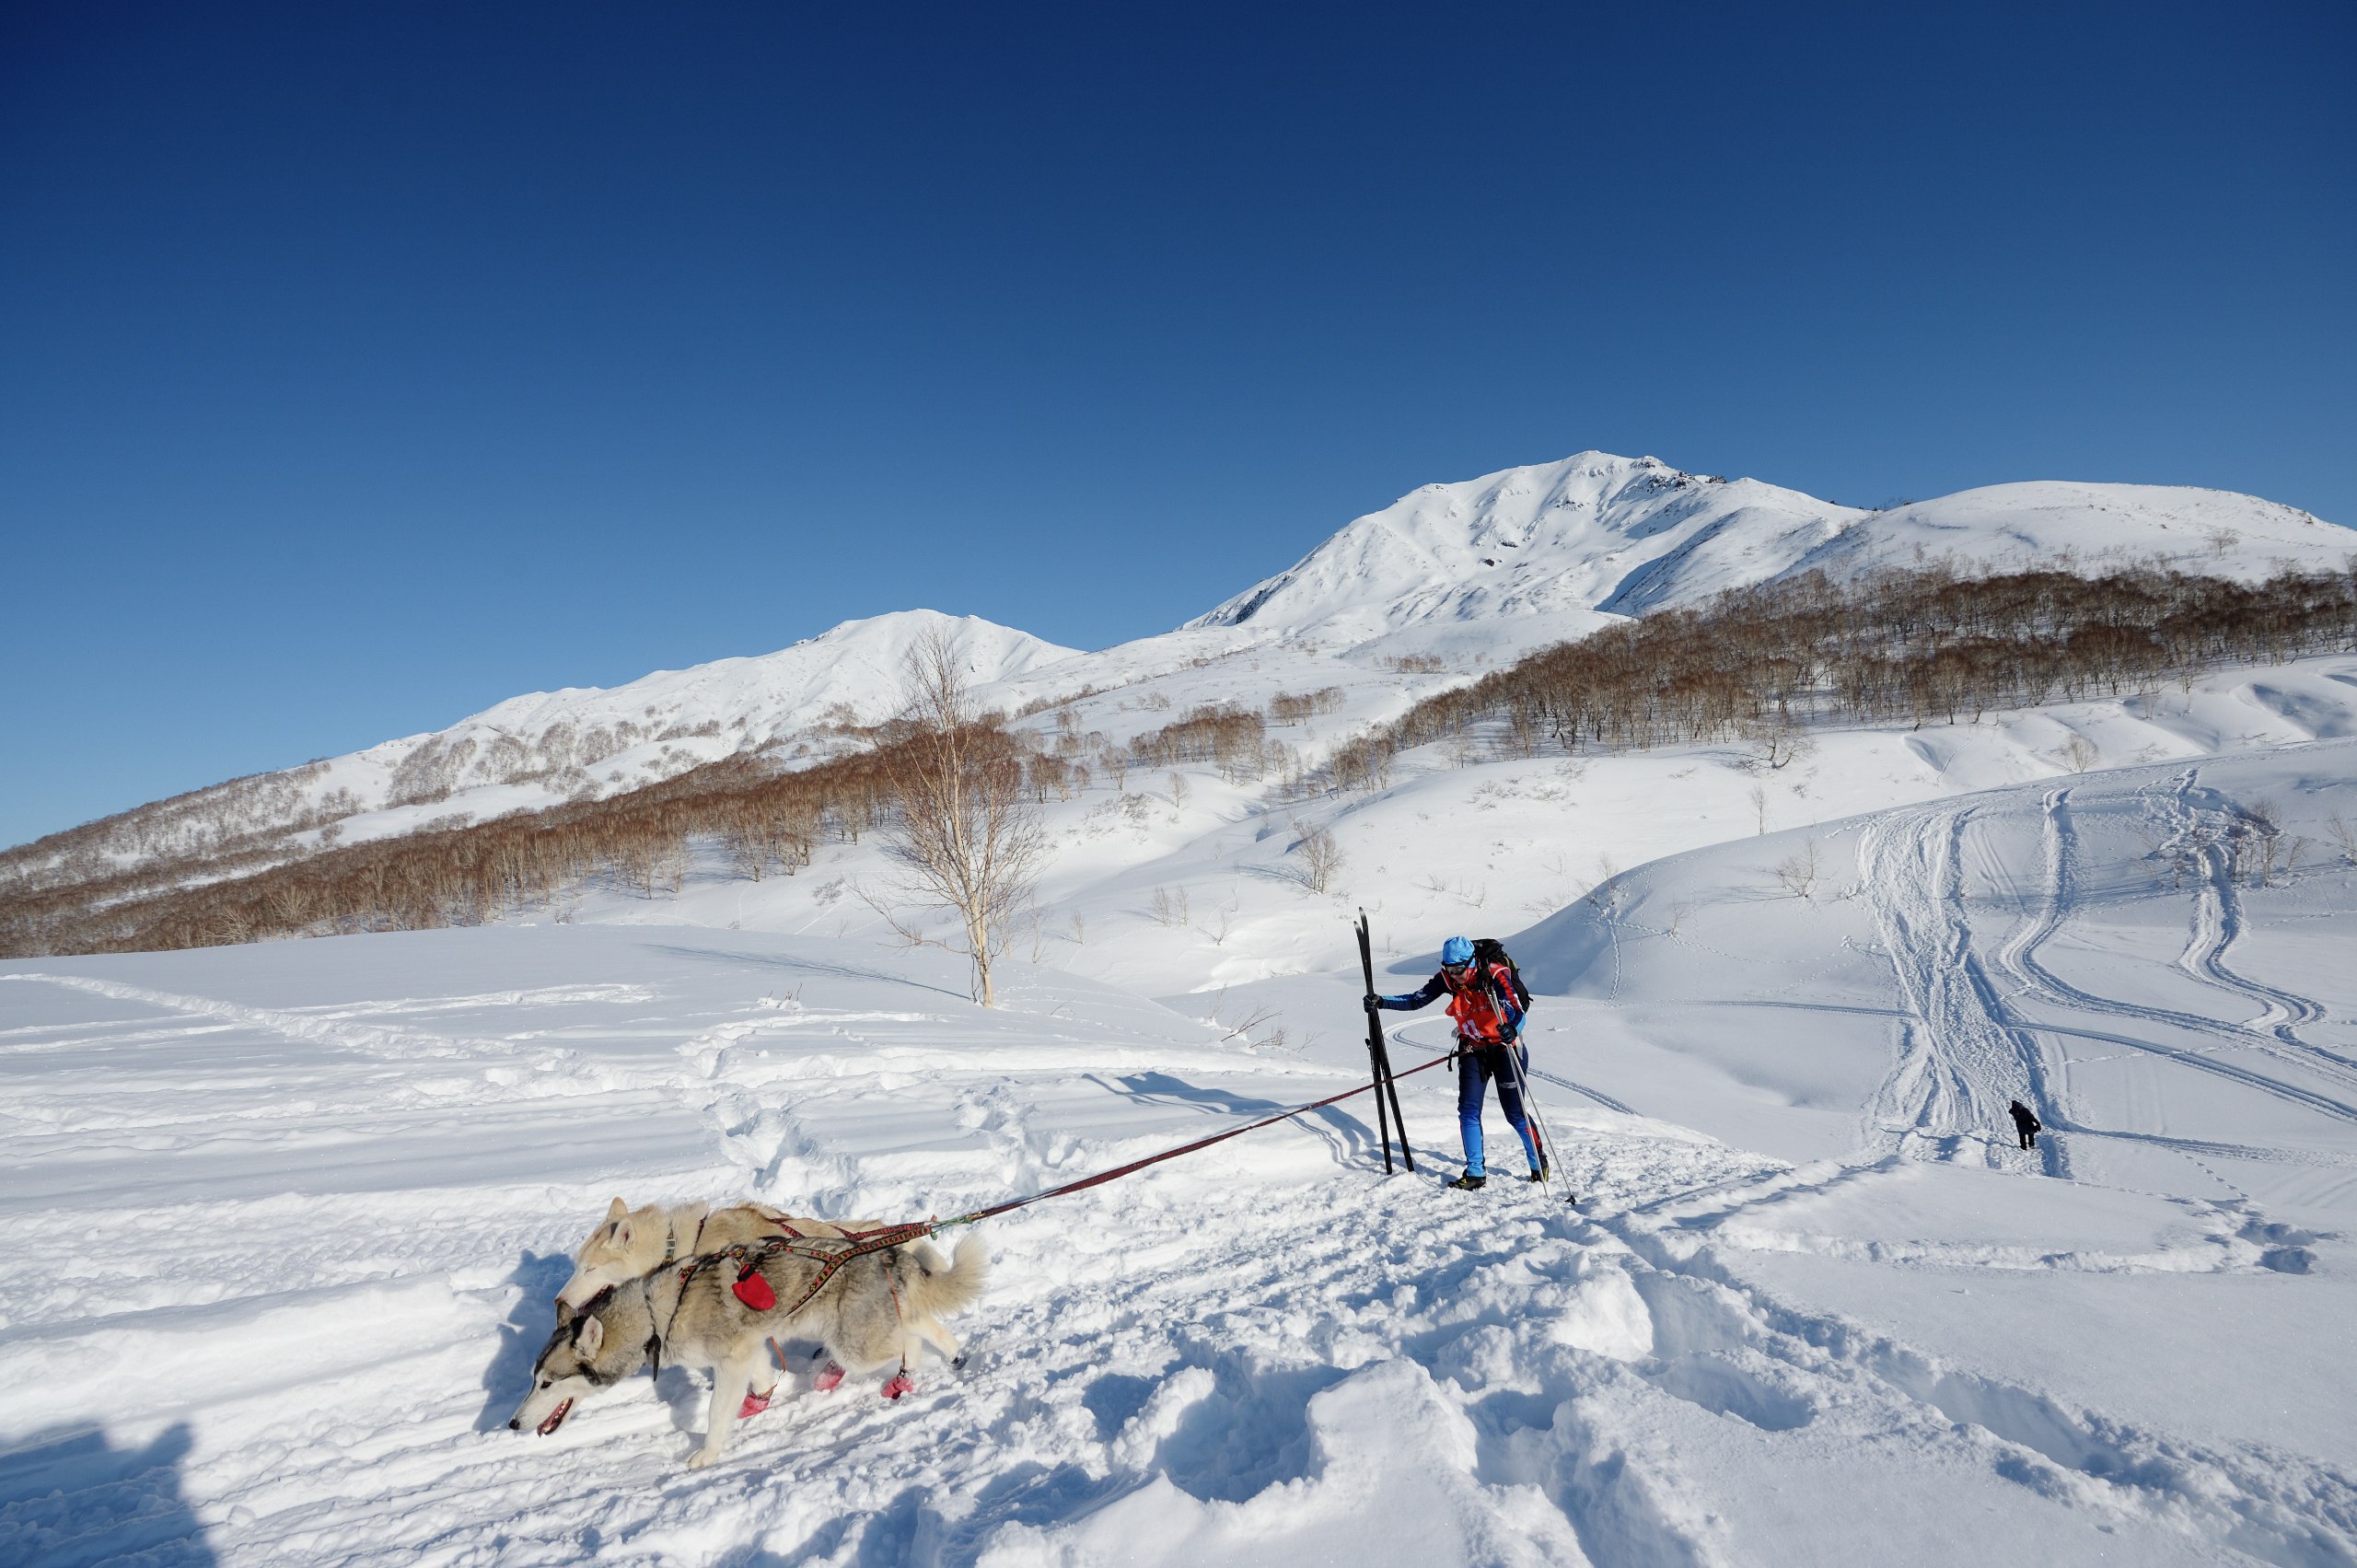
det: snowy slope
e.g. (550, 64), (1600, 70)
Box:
(7, 734), (2357, 1562)
(1799, 480), (2352, 584)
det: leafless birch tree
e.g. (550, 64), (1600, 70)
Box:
(874, 626), (1045, 1006)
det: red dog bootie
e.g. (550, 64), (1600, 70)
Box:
(813, 1362), (845, 1393)
(737, 1386), (774, 1420)
(882, 1372), (915, 1400)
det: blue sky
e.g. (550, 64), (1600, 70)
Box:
(3, 1), (2351, 848)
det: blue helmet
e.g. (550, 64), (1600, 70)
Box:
(1441, 935), (1474, 967)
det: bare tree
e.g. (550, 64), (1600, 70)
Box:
(1740, 713), (1814, 771)
(2325, 811), (2357, 865)
(1293, 819), (1346, 894)
(1773, 840), (1822, 900)
(874, 626), (1046, 1006)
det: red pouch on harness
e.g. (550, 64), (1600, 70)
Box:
(733, 1269), (776, 1310)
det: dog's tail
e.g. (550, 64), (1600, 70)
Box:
(902, 1229), (988, 1319)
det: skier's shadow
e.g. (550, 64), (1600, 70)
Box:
(0, 1422), (216, 1564)
(474, 1249), (577, 1432)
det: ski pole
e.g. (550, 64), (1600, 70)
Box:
(1501, 1034), (1567, 1202)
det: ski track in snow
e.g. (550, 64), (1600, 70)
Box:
(1858, 776), (2357, 1196)
(1855, 801), (2073, 1175)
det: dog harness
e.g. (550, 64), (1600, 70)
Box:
(643, 1221), (939, 1373)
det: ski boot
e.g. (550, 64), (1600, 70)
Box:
(1446, 1173), (1487, 1191)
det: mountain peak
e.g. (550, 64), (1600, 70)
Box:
(1182, 452), (2349, 661)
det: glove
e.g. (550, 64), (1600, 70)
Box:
(1363, 994), (1381, 1014)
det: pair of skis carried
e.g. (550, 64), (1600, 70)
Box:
(1354, 910), (1416, 1174)
(1355, 909), (1573, 1203)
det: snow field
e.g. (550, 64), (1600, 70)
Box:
(15, 634), (2357, 1561)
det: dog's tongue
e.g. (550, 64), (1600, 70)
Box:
(536, 1400), (573, 1436)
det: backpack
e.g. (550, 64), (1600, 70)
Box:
(1469, 937), (1532, 1011)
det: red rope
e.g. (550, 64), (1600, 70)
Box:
(683, 1052), (1459, 1325)
(936, 1048), (1459, 1230)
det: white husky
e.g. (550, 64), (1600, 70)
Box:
(512, 1226), (986, 1468)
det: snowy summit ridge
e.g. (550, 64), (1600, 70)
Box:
(1189, 451), (2350, 661)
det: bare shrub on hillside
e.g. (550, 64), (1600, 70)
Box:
(1292, 820), (1345, 895)
(1328, 731), (1397, 795)
(1267, 688), (1344, 724)
(1738, 713), (1815, 771)
(1130, 704), (1267, 782)
(1774, 841), (1822, 900)
(869, 626), (1046, 1007)
(2325, 812), (2357, 865)
(1015, 684), (1105, 718)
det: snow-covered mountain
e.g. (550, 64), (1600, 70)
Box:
(337, 608), (1077, 813)
(8, 451), (2350, 885)
(0, 610), (1079, 885)
(1188, 452), (2352, 661)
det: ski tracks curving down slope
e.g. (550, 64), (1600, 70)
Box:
(1857, 765), (2356, 1191)
(1995, 777), (2357, 1121)
(1855, 801), (2072, 1174)
(2151, 770), (2338, 1057)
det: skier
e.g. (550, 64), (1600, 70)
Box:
(1369, 936), (1544, 1190)
(2008, 1099), (2042, 1151)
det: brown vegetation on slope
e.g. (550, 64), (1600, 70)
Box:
(1326, 563), (2357, 790)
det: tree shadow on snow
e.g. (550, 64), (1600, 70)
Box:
(646, 944), (970, 1003)
(0, 1422), (215, 1566)
(472, 1249), (578, 1433)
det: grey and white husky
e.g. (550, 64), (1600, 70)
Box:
(511, 1227), (986, 1468)
(557, 1198), (897, 1312)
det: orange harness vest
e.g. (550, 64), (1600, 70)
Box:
(1442, 960), (1519, 1044)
